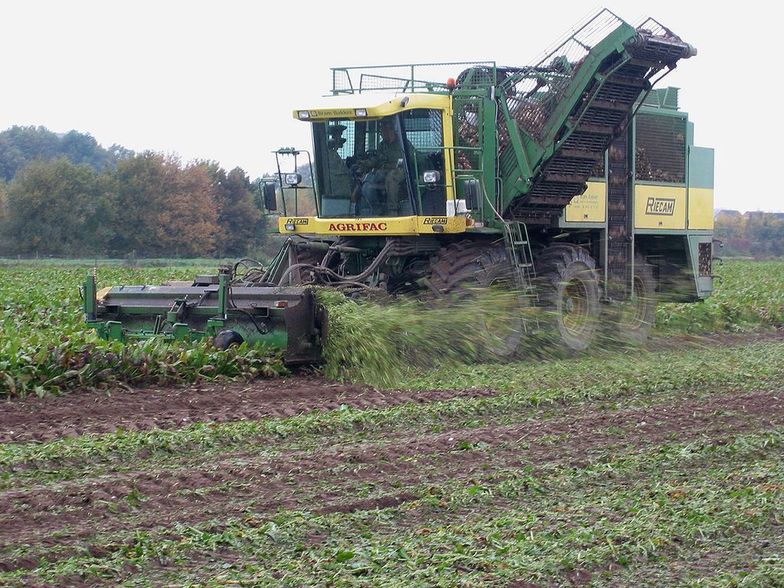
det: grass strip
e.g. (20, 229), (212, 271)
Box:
(600, 521), (784, 587)
(394, 338), (784, 392)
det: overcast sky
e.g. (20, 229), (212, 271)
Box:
(2, 1), (778, 212)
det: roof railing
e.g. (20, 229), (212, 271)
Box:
(330, 61), (495, 95)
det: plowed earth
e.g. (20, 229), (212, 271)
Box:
(2, 338), (783, 586)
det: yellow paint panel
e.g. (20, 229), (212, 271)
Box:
(634, 185), (687, 230)
(278, 215), (467, 236)
(564, 181), (606, 223)
(441, 102), (456, 207)
(688, 188), (714, 230)
(294, 94), (452, 121)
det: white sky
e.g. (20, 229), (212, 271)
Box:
(1, 1), (778, 212)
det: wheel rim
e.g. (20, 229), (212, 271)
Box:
(561, 278), (591, 336)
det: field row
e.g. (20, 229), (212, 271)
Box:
(2, 260), (784, 396)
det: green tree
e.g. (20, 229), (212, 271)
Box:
(108, 143), (135, 161)
(0, 181), (9, 254)
(60, 130), (114, 171)
(0, 126), (60, 181)
(2, 158), (113, 256)
(202, 163), (262, 256)
(0, 126), (120, 182)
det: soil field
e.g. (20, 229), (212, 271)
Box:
(1, 335), (783, 586)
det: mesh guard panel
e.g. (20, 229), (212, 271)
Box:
(635, 113), (686, 183)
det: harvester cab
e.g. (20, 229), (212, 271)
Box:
(85, 9), (713, 360)
(273, 94), (463, 235)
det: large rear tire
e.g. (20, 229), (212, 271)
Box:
(535, 244), (601, 352)
(428, 240), (523, 358)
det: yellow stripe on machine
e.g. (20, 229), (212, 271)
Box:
(278, 215), (468, 236)
(294, 94), (452, 121)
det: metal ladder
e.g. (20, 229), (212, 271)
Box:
(502, 221), (540, 332)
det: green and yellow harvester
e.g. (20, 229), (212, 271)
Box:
(84, 9), (714, 361)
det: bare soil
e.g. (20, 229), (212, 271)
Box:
(0, 376), (496, 443)
(0, 383), (781, 573)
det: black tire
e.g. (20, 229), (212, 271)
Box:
(535, 244), (601, 352)
(214, 329), (245, 350)
(428, 240), (523, 358)
(612, 257), (657, 345)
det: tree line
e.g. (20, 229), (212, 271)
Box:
(714, 211), (784, 258)
(0, 126), (265, 258)
(3, 126), (783, 260)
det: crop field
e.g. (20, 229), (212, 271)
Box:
(1, 260), (783, 586)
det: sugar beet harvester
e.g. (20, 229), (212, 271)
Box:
(84, 10), (714, 361)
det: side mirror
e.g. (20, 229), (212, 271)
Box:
(262, 182), (277, 211)
(461, 178), (480, 210)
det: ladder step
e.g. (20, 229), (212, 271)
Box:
(543, 173), (590, 184)
(557, 149), (604, 161)
(590, 99), (635, 112)
(603, 74), (648, 88)
(574, 123), (615, 136)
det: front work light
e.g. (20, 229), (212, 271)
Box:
(284, 222), (296, 231)
(285, 173), (302, 186)
(297, 111), (310, 120)
(355, 108), (368, 117)
(423, 170), (441, 184)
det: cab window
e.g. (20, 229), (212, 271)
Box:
(312, 108), (446, 218)
(400, 109), (446, 215)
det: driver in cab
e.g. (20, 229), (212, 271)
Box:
(353, 118), (411, 216)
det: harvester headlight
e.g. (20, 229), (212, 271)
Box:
(284, 222), (296, 231)
(297, 111), (310, 120)
(285, 173), (302, 186)
(355, 108), (368, 117)
(423, 170), (441, 184)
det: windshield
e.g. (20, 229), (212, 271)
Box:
(312, 109), (445, 218)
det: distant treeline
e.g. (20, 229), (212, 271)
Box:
(715, 211), (784, 258)
(0, 126), (266, 258)
(3, 126), (783, 260)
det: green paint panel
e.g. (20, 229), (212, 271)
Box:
(688, 146), (714, 189)
(83, 274), (323, 363)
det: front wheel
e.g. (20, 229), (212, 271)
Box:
(427, 241), (524, 358)
(535, 244), (601, 352)
(214, 329), (244, 351)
